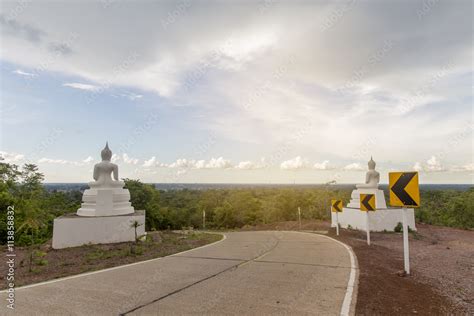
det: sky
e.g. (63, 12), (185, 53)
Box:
(0, 0), (472, 184)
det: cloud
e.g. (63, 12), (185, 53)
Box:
(0, 1), (471, 175)
(38, 157), (84, 166)
(168, 158), (195, 169)
(462, 163), (474, 171)
(235, 161), (260, 170)
(62, 82), (100, 91)
(119, 91), (143, 101)
(12, 69), (37, 77)
(280, 156), (309, 170)
(111, 154), (120, 163)
(142, 156), (157, 167)
(142, 156), (167, 168)
(313, 160), (331, 170)
(0, 151), (25, 163)
(343, 163), (364, 171)
(166, 157), (232, 169)
(413, 156), (446, 172)
(122, 153), (139, 165)
(82, 156), (94, 163)
(205, 157), (232, 169)
(0, 14), (45, 43)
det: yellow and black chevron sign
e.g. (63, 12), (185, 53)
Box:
(331, 200), (343, 212)
(389, 172), (420, 207)
(360, 194), (376, 211)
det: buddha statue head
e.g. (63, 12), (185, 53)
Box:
(101, 142), (113, 162)
(368, 156), (376, 170)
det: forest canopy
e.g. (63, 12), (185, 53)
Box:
(1, 161), (472, 246)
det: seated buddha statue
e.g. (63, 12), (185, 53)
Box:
(356, 156), (380, 189)
(89, 142), (125, 189)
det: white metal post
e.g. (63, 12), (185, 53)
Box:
(402, 207), (410, 274)
(335, 211), (339, 236)
(366, 211), (370, 246)
(203, 210), (206, 230)
(298, 207), (301, 230)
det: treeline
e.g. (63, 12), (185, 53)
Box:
(1, 161), (472, 246)
(124, 179), (350, 231)
(0, 162), (81, 246)
(417, 189), (474, 229)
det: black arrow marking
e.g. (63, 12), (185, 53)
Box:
(392, 172), (418, 206)
(362, 195), (374, 211)
(333, 200), (342, 212)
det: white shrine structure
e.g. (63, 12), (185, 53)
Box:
(331, 157), (416, 232)
(52, 143), (146, 249)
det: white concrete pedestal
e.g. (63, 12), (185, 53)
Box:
(331, 207), (416, 232)
(347, 188), (387, 209)
(52, 210), (146, 249)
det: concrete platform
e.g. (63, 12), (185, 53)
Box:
(52, 210), (146, 249)
(332, 207), (416, 232)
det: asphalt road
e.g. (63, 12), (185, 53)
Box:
(1, 231), (357, 315)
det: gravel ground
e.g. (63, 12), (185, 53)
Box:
(370, 223), (474, 313)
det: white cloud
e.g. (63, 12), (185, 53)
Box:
(12, 69), (37, 77)
(413, 162), (423, 172)
(235, 161), (258, 170)
(205, 157), (232, 169)
(111, 154), (120, 163)
(62, 82), (100, 91)
(142, 156), (167, 168)
(313, 160), (331, 170)
(142, 156), (157, 167)
(280, 156), (309, 170)
(168, 158), (194, 169)
(343, 163), (364, 171)
(0, 1), (471, 178)
(463, 163), (474, 171)
(122, 153), (139, 165)
(120, 92), (143, 101)
(413, 156), (446, 172)
(38, 157), (83, 166)
(0, 151), (25, 163)
(82, 156), (94, 163)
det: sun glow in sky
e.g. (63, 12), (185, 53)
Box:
(0, 1), (472, 183)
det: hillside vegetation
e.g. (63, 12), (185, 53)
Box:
(1, 161), (472, 246)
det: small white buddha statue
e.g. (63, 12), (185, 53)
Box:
(356, 156), (380, 189)
(89, 142), (124, 189)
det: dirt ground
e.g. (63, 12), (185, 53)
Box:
(0, 231), (221, 289)
(242, 220), (473, 315)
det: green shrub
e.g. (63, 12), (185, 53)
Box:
(394, 222), (403, 232)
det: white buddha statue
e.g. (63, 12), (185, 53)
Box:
(356, 156), (380, 189)
(77, 143), (135, 217)
(347, 156), (387, 209)
(89, 142), (124, 188)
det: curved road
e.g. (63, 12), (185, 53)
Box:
(2, 231), (357, 315)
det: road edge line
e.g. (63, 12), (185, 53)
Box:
(0, 232), (226, 293)
(294, 231), (359, 316)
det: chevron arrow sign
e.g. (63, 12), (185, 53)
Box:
(360, 194), (375, 211)
(331, 200), (343, 212)
(389, 171), (420, 207)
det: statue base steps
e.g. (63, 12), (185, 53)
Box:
(77, 188), (134, 217)
(331, 207), (416, 232)
(52, 210), (145, 249)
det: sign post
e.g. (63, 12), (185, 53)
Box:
(331, 200), (343, 236)
(202, 210), (206, 230)
(360, 194), (376, 246)
(389, 171), (420, 275)
(298, 207), (301, 230)
(402, 207), (410, 274)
